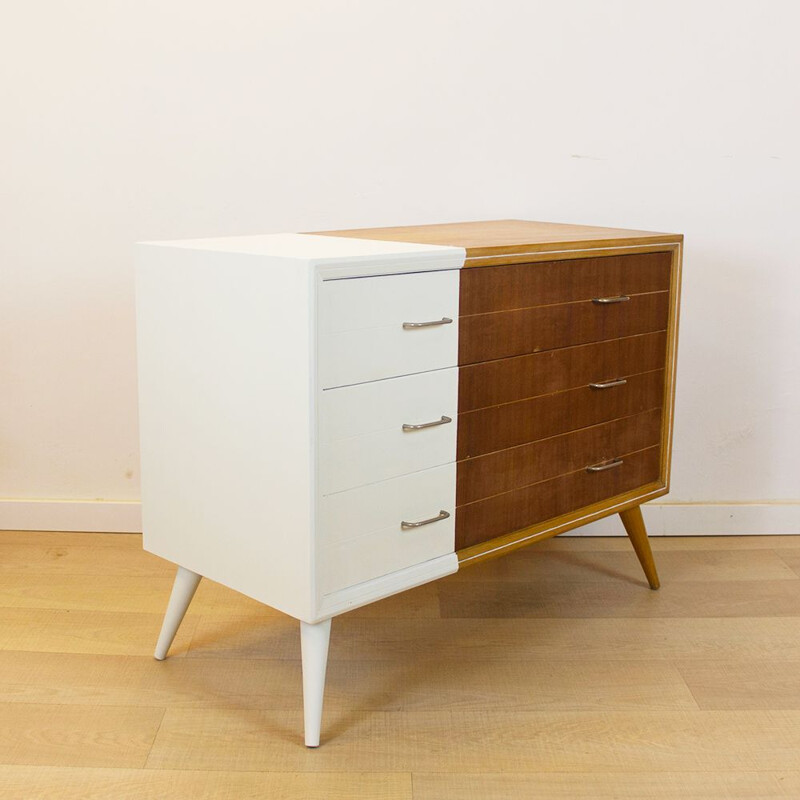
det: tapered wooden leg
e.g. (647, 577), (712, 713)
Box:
(154, 565), (202, 660)
(300, 618), (331, 748)
(619, 505), (660, 590)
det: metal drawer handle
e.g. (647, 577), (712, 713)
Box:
(402, 317), (453, 329)
(401, 510), (450, 529)
(592, 295), (630, 304)
(586, 458), (624, 473)
(402, 415), (452, 431)
(589, 378), (628, 390)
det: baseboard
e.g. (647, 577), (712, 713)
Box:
(572, 502), (800, 536)
(0, 500), (142, 533)
(0, 499), (797, 536)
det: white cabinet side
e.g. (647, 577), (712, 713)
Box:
(135, 245), (315, 620)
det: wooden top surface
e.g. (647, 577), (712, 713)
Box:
(314, 219), (682, 261)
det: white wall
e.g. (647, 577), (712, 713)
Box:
(2, 0), (798, 533)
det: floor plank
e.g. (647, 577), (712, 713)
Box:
(776, 550), (800, 577)
(0, 651), (697, 713)
(678, 661), (800, 710)
(536, 535), (800, 551)
(454, 548), (798, 583)
(0, 574), (274, 615)
(438, 578), (800, 618)
(0, 704), (164, 768)
(0, 766), (411, 800)
(0, 531), (140, 548)
(411, 771), (792, 799)
(0, 608), (197, 657)
(146, 708), (800, 772)
(185, 614), (800, 662)
(773, 773), (800, 795)
(0, 541), (171, 576)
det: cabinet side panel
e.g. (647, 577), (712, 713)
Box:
(135, 246), (314, 620)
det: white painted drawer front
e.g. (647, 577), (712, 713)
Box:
(318, 464), (455, 594)
(318, 270), (459, 388)
(320, 368), (458, 495)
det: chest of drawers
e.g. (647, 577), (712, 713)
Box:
(135, 219), (682, 746)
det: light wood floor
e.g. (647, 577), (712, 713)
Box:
(1, 531), (800, 799)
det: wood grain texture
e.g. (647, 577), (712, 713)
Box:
(456, 409), (662, 506)
(459, 252), (671, 315)
(0, 767), (412, 800)
(658, 243), (683, 486)
(456, 482), (667, 566)
(778, 550), (800, 577)
(531, 536), (800, 552)
(0, 538), (169, 576)
(146, 707), (800, 772)
(0, 574), (274, 615)
(437, 578), (800, 619)
(313, 219), (682, 260)
(459, 291), (669, 365)
(0, 651), (694, 713)
(448, 546), (799, 583)
(620, 504), (661, 589)
(0, 703), (164, 767)
(0, 531), (142, 547)
(411, 771), (794, 800)
(456, 447), (661, 550)
(451, 238), (680, 572)
(3, 532), (800, 797)
(0, 607), (198, 657)
(183, 613), (800, 664)
(458, 369), (664, 459)
(678, 661), (800, 710)
(459, 332), (667, 412)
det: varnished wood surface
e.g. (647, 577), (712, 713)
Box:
(458, 291), (669, 365)
(457, 369), (664, 459)
(453, 242), (678, 566)
(313, 219), (683, 261)
(456, 447), (661, 550)
(659, 243), (683, 485)
(456, 482), (668, 565)
(620, 504), (661, 589)
(459, 252), (671, 315)
(1, 531), (799, 799)
(458, 332), (667, 412)
(456, 409), (662, 506)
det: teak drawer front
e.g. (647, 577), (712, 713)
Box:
(456, 408), (662, 506)
(319, 270), (459, 388)
(459, 252), (672, 315)
(320, 368), (458, 495)
(459, 291), (669, 366)
(458, 368), (664, 459)
(319, 464), (455, 594)
(455, 446), (661, 550)
(459, 332), (667, 413)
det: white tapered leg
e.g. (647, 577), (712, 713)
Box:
(154, 565), (202, 660)
(300, 618), (332, 747)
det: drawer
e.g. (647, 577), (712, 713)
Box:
(319, 270), (459, 388)
(459, 291), (669, 366)
(320, 368), (458, 495)
(457, 369), (664, 459)
(459, 331), (667, 412)
(455, 445), (661, 550)
(457, 408), (663, 506)
(318, 464), (455, 594)
(459, 252), (672, 316)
